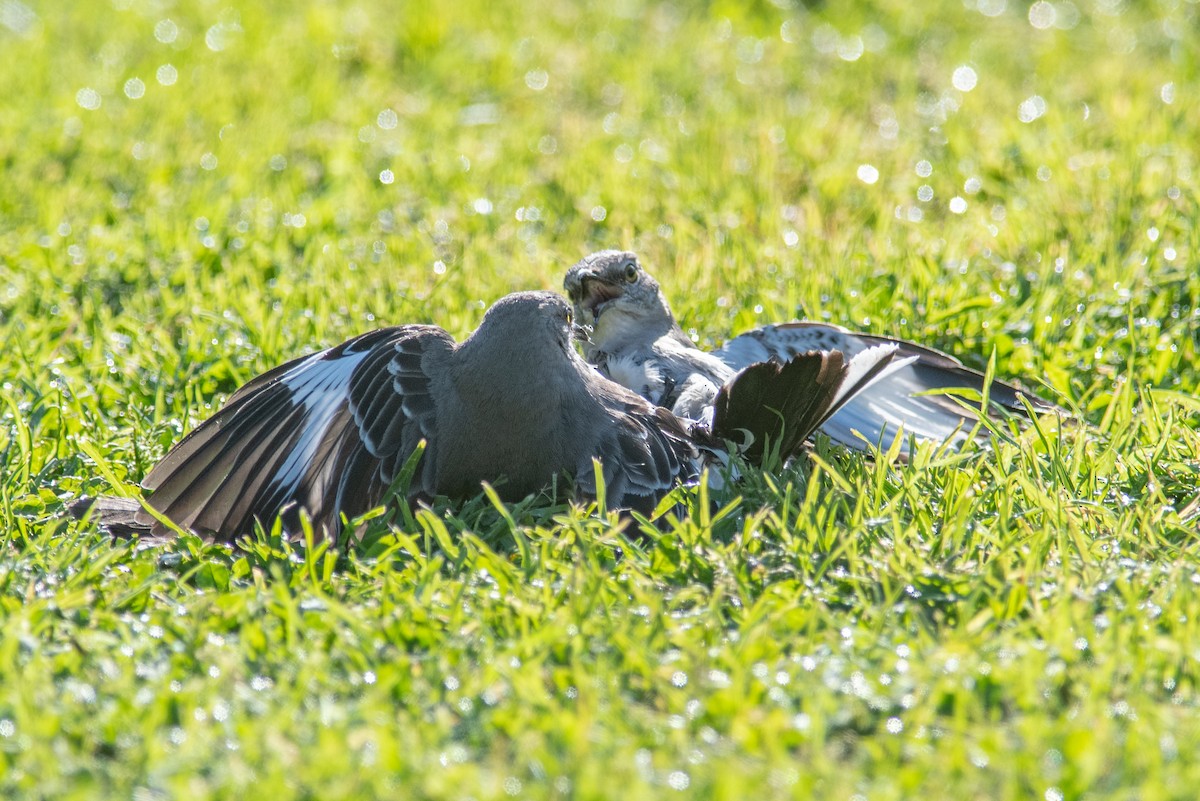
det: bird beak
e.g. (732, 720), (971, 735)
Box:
(577, 275), (623, 326)
(572, 322), (593, 343)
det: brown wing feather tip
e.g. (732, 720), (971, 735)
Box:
(712, 350), (855, 465)
(70, 495), (156, 538)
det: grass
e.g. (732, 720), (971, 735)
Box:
(2, 0), (1199, 797)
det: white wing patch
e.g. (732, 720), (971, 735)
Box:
(269, 349), (371, 492)
(606, 353), (669, 405)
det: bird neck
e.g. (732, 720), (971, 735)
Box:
(590, 302), (682, 358)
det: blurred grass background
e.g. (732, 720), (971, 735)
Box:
(1, 0), (1200, 798)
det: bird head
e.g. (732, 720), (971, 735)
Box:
(563, 250), (676, 355)
(473, 291), (581, 357)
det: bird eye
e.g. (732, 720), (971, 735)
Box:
(565, 308), (573, 325)
(623, 263), (638, 282)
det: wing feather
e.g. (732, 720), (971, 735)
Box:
(713, 321), (1063, 454)
(709, 346), (906, 464)
(581, 402), (699, 514)
(137, 325), (454, 542)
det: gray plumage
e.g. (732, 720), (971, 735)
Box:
(76, 291), (708, 544)
(564, 250), (1063, 456)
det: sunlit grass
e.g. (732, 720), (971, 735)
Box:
(2, 0), (1199, 798)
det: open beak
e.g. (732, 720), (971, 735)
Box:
(574, 275), (624, 326)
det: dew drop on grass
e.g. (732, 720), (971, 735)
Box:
(524, 69), (549, 90)
(154, 19), (178, 44)
(124, 78), (145, 99)
(976, 0), (1007, 17)
(1028, 1), (1056, 29)
(156, 64), (178, 86)
(1018, 95), (1047, 123)
(857, 164), (879, 184)
(837, 35), (863, 62)
(707, 669), (730, 688)
(76, 88), (101, 110)
(377, 108), (398, 129)
(205, 21), (243, 52)
(952, 65), (977, 92)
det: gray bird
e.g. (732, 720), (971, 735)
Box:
(564, 250), (1063, 456)
(75, 288), (913, 543)
(76, 292), (708, 544)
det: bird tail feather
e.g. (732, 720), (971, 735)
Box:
(709, 345), (904, 465)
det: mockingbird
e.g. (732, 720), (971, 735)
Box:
(564, 250), (1062, 456)
(75, 290), (894, 544)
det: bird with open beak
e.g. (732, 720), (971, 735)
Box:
(564, 249), (1063, 456)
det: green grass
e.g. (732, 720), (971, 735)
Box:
(2, 0), (1200, 797)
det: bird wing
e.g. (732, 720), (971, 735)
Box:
(575, 396), (701, 516)
(139, 325), (454, 542)
(709, 344), (904, 464)
(714, 321), (1062, 454)
(713, 321), (869, 368)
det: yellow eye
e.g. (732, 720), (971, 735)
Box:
(623, 263), (638, 282)
(566, 308), (573, 325)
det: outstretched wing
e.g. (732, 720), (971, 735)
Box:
(139, 325), (454, 542)
(714, 321), (1063, 454)
(709, 345), (903, 464)
(576, 397), (701, 515)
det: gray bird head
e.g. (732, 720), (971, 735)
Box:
(563, 250), (676, 355)
(468, 290), (580, 356)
